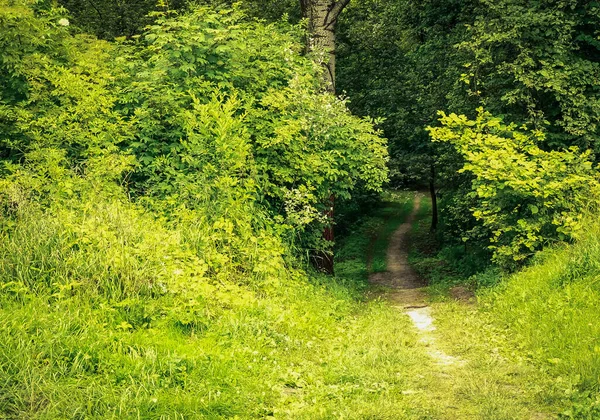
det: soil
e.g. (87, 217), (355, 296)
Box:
(368, 195), (428, 308)
(369, 194), (463, 367)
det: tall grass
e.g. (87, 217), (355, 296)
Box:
(0, 191), (430, 419)
(477, 222), (600, 417)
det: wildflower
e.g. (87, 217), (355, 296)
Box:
(58, 18), (70, 27)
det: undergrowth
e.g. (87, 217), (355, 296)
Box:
(408, 197), (491, 298)
(409, 196), (600, 418)
(0, 191), (431, 419)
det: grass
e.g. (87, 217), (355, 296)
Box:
(476, 226), (600, 418)
(0, 286), (428, 419)
(3, 189), (598, 418)
(0, 191), (433, 419)
(408, 195), (600, 418)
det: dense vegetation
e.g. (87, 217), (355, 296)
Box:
(337, 0), (600, 267)
(2, 0), (600, 418)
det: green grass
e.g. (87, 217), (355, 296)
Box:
(3, 190), (598, 418)
(476, 224), (600, 418)
(408, 195), (600, 418)
(0, 192), (433, 419)
(0, 284), (429, 419)
(419, 300), (567, 419)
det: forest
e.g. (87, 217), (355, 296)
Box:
(1, 0), (600, 418)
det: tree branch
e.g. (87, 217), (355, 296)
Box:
(85, 0), (104, 22)
(330, 0), (350, 19)
(324, 0), (350, 30)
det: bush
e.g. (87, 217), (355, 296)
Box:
(429, 108), (600, 267)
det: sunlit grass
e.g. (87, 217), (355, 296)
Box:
(0, 194), (430, 419)
(409, 196), (600, 417)
(3, 192), (598, 418)
(477, 225), (600, 417)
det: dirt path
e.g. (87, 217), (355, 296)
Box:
(363, 195), (559, 418)
(369, 194), (462, 367)
(369, 194), (427, 308)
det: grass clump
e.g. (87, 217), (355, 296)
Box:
(477, 223), (600, 418)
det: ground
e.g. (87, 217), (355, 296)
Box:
(359, 192), (565, 419)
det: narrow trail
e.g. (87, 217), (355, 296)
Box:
(369, 194), (462, 367)
(369, 195), (426, 308)
(363, 194), (559, 418)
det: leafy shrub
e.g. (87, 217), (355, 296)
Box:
(429, 108), (600, 267)
(118, 7), (388, 254)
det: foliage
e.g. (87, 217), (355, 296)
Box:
(337, 0), (600, 268)
(337, 0), (477, 187)
(460, 0), (600, 153)
(1, 0), (388, 260)
(479, 221), (600, 417)
(429, 109), (600, 266)
(117, 7), (387, 253)
(0, 0), (135, 191)
(408, 195), (491, 293)
(55, 0), (188, 39)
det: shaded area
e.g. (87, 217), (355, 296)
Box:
(369, 194), (428, 307)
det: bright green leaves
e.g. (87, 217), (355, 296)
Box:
(0, 1), (135, 206)
(429, 108), (600, 268)
(120, 6), (388, 254)
(0, 2), (388, 290)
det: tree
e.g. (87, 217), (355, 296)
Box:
(301, 0), (350, 93)
(336, 0), (478, 241)
(56, 0), (187, 39)
(299, 0), (351, 274)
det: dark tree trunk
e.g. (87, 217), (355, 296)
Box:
(430, 165), (438, 232)
(320, 195), (336, 274)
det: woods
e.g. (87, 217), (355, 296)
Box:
(2, 0), (600, 418)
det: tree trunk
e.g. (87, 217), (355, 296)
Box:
(300, 0), (349, 274)
(430, 164), (438, 232)
(309, 195), (335, 275)
(300, 0), (349, 93)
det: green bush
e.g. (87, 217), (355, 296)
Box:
(429, 108), (600, 267)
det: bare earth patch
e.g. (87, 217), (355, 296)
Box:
(369, 195), (463, 367)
